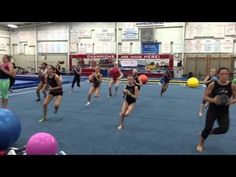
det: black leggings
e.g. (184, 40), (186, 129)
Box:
(71, 75), (80, 88)
(201, 106), (229, 139)
(9, 77), (16, 89)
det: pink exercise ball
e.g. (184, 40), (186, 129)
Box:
(26, 132), (58, 155)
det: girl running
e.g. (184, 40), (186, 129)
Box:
(36, 62), (47, 101)
(160, 66), (171, 96)
(86, 66), (103, 106)
(69, 61), (82, 94)
(198, 68), (217, 117)
(108, 62), (123, 97)
(55, 61), (62, 82)
(132, 69), (142, 95)
(196, 67), (236, 152)
(39, 65), (63, 122)
(118, 74), (139, 130)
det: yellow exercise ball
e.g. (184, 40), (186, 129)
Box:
(187, 77), (199, 88)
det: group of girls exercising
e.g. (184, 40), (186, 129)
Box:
(2, 54), (236, 153)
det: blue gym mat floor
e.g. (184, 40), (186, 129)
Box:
(8, 77), (236, 155)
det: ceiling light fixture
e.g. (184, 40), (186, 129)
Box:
(7, 24), (18, 28)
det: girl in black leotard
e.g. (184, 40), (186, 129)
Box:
(39, 65), (63, 122)
(118, 74), (139, 130)
(198, 68), (217, 117)
(86, 66), (103, 106)
(132, 69), (142, 96)
(196, 67), (236, 152)
(35, 62), (47, 101)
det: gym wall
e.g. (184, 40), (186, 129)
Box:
(184, 22), (236, 78)
(3, 22), (236, 78)
(9, 22), (183, 73)
(0, 26), (10, 59)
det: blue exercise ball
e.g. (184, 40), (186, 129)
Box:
(0, 109), (21, 150)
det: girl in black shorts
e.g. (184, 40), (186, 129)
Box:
(39, 65), (63, 122)
(86, 66), (103, 106)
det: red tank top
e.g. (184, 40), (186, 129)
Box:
(110, 68), (120, 79)
(0, 63), (10, 79)
(2, 63), (9, 70)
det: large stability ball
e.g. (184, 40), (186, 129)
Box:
(26, 132), (58, 155)
(187, 77), (199, 88)
(139, 74), (148, 85)
(0, 109), (22, 150)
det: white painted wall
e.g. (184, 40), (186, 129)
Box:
(71, 22), (184, 54)
(10, 22), (236, 72)
(233, 38), (236, 57)
(0, 26), (10, 56)
(10, 23), (69, 71)
(12, 27), (35, 33)
(12, 27), (36, 55)
(71, 22), (183, 44)
(11, 27), (36, 69)
(156, 27), (183, 43)
(6, 22), (186, 71)
(71, 22), (116, 30)
(0, 26), (10, 35)
(13, 55), (36, 73)
(37, 23), (69, 71)
(185, 22), (236, 54)
(159, 22), (184, 27)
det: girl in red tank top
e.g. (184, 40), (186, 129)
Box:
(108, 62), (123, 97)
